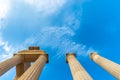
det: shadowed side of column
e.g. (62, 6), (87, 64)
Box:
(67, 54), (93, 80)
(90, 52), (120, 79)
(0, 55), (23, 76)
(18, 55), (47, 80)
(14, 62), (31, 80)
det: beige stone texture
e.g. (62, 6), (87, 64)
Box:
(90, 52), (120, 79)
(67, 54), (93, 80)
(0, 55), (23, 76)
(18, 55), (47, 80)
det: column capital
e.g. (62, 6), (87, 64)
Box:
(14, 48), (49, 63)
(90, 52), (99, 60)
(29, 46), (40, 50)
(66, 53), (76, 63)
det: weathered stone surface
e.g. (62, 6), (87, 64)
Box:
(0, 55), (23, 76)
(67, 54), (93, 80)
(91, 52), (120, 79)
(18, 55), (47, 80)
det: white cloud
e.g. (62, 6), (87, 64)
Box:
(24, 26), (74, 47)
(0, 0), (10, 18)
(0, 0), (10, 30)
(0, 36), (11, 52)
(53, 39), (94, 61)
(23, 26), (95, 61)
(0, 35), (15, 61)
(0, 0), (93, 62)
(63, 10), (82, 31)
(24, 0), (66, 15)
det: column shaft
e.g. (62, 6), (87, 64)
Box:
(14, 62), (31, 80)
(91, 53), (120, 79)
(67, 55), (93, 80)
(18, 55), (47, 80)
(0, 55), (23, 76)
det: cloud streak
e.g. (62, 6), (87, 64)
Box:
(0, 35), (16, 61)
(24, 0), (66, 16)
(23, 26), (95, 62)
(0, 0), (94, 62)
(0, 0), (11, 18)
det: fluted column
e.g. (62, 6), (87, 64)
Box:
(18, 55), (47, 80)
(0, 55), (23, 76)
(14, 62), (31, 80)
(90, 52), (120, 79)
(66, 54), (93, 80)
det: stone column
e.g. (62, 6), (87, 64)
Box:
(18, 55), (47, 80)
(0, 55), (23, 76)
(90, 52), (120, 79)
(66, 54), (93, 80)
(14, 62), (31, 80)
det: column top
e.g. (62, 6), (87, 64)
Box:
(14, 46), (49, 63)
(66, 53), (76, 63)
(90, 52), (99, 59)
(29, 46), (40, 50)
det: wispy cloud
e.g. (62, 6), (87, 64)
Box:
(0, 0), (95, 80)
(0, 36), (15, 61)
(0, 0), (94, 61)
(0, 0), (11, 18)
(0, 0), (11, 30)
(24, 0), (66, 16)
(23, 26), (95, 61)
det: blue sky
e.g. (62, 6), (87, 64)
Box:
(0, 0), (120, 80)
